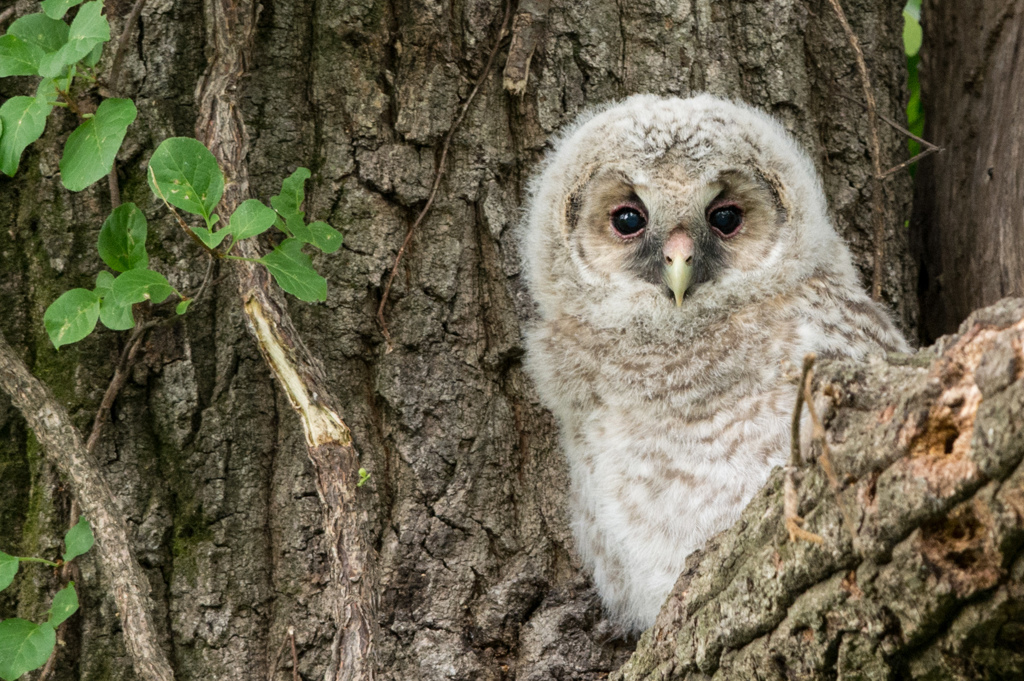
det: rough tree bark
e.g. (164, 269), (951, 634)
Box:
(912, 0), (1024, 343)
(0, 0), (934, 679)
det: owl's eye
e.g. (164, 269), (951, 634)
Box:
(610, 206), (647, 238)
(707, 205), (743, 237)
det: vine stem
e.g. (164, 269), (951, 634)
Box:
(106, 0), (148, 209)
(375, 0), (513, 350)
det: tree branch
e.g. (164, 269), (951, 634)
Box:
(0, 332), (174, 681)
(614, 298), (1024, 680)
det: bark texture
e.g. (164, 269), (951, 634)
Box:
(617, 298), (1024, 681)
(912, 0), (1024, 342)
(0, 0), (916, 679)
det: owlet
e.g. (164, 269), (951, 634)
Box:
(521, 94), (907, 632)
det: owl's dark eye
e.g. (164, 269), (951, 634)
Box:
(707, 205), (743, 237)
(610, 206), (647, 238)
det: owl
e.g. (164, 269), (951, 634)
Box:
(520, 94), (908, 633)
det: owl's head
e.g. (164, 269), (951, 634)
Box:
(521, 94), (857, 330)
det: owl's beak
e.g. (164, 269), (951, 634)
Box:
(662, 230), (694, 306)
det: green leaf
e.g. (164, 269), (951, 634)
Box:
(175, 299), (192, 315)
(147, 137), (224, 221)
(43, 288), (100, 349)
(0, 620), (55, 680)
(62, 516), (94, 563)
(95, 271), (134, 330)
(59, 98), (136, 192)
(40, 0), (84, 20)
(291, 220), (342, 254)
(190, 225), (230, 249)
(82, 41), (102, 67)
(903, 9), (922, 57)
(270, 167), (310, 230)
(0, 35), (45, 77)
(227, 199), (277, 241)
(0, 553), (18, 592)
(110, 269), (173, 306)
(0, 95), (53, 177)
(38, 1), (109, 78)
(93, 270), (114, 295)
(99, 295), (134, 330)
(259, 238), (327, 302)
(97, 203), (148, 272)
(7, 13), (70, 53)
(47, 583), (78, 627)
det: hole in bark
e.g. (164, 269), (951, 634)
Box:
(944, 432), (958, 454)
(918, 501), (1002, 598)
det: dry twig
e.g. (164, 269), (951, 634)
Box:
(786, 354), (825, 544)
(376, 0), (513, 349)
(289, 627), (300, 681)
(835, 91), (943, 176)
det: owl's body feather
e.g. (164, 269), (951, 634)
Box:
(521, 95), (907, 632)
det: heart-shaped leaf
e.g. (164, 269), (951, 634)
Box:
(47, 583), (79, 627)
(43, 288), (100, 349)
(0, 552), (18, 592)
(147, 137), (224, 222)
(62, 516), (94, 563)
(97, 203), (148, 272)
(99, 295), (134, 330)
(0, 95), (53, 177)
(110, 269), (173, 307)
(291, 220), (343, 254)
(190, 226), (230, 250)
(0, 35), (45, 77)
(259, 238), (326, 302)
(227, 199), (277, 241)
(40, 0), (84, 20)
(7, 14), (70, 53)
(59, 98), (136, 191)
(0, 619), (55, 680)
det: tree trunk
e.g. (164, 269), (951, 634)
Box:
(911, 0), (1024, 343)
(1, 0), (919, 679)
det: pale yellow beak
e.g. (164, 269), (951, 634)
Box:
(662, 229), (694, 306)
(663, 257), (693, 307)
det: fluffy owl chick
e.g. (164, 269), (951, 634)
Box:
(521, 94), (908, 632)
